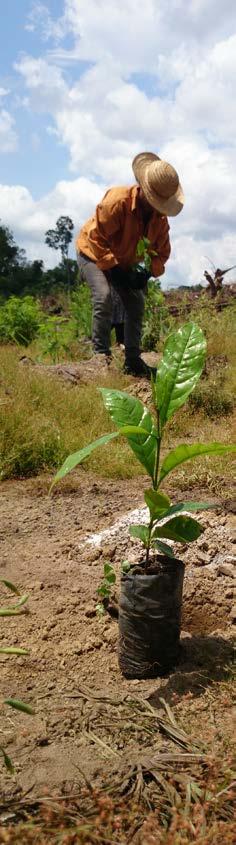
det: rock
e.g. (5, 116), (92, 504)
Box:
(229, 606), (236, 620)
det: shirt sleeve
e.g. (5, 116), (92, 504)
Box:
(88, 190), (125, 267)
(151, 219), (171, 277)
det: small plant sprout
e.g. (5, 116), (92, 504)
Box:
(96, 562), (116, 616)
(51, 322), (236, 569)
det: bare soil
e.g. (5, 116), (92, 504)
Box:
(0, 470), (235, 810)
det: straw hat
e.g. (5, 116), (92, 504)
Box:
(132, 152), (184, 216)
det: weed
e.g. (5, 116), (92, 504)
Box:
(0, 347), (138, 480)
(0, 296), (43, 346)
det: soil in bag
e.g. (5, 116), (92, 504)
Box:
(118, 556), (185, 679)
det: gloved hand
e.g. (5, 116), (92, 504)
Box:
(110, 264), (149, 290)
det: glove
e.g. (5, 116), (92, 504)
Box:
(110, 264), (149, 290)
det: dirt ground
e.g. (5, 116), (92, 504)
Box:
(0, 468), (235, 810)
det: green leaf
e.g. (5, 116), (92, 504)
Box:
(50, 432), (120, 489)
(0, 747), (14, 774)
(157, 501), (216, 520)
(0, 647), (29, 655)
(97, 584), (110, 598)
(144, 489), (170, 518)
(152, 540), (176, 558)
(105, 573), (116, 585)
(103, 563), (115, 579)
(160, 442), (236, 483)
(5, 699), (35, 715)
(50, 425), (151, 490)
(0, 579), (20, 595)
(153, 515), (204, 543)
(129, 524), (149, 545)
(101, 389), (157, 480)
(156, 323), (206, 426)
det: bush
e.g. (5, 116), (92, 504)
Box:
(0, 296), (42, 346)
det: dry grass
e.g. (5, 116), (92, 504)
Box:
(0, 346), (140, 480)
(0, 676), (234, 843)
(0, 300), (235, 489)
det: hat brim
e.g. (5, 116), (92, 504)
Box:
(132, 151), (185, 217)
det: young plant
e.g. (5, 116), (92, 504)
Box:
(51, 323), (236, 568)
(96, 562), (116, 616)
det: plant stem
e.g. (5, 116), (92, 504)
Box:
(145, 410), (162, 571)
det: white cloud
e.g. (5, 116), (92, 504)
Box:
(0, 109), (18, 152)
(2, 0), (236, 285)
(25, 1), (69, 42)
(0, 178), (105, 266)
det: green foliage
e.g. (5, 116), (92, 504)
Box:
(96, 562), (116, 615)
(70, 283), (93, 339)
(156, 322), (207, 426)
(100, 389), (157, 480)
(38, 316), (73, 363)
(52, 321), (236, 569)
(0, 295), (43, 345)
(142, 278), (169, 350)
(45, 216), (74, 263)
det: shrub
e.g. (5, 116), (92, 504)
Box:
(70, 283), (92, 339)
(0, 296), (42, 346)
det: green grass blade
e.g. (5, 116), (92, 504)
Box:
(160, 442), (236, 482)
(101, 388), (157, 480)
(0, 579), (21, 595)
(5, 699), (35, 715)
(0, 647), (29, 655)
(156, 323), (206, 426)
(0, 747), (14, 774)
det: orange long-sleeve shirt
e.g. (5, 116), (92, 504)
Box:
(76, 185), (171, 277)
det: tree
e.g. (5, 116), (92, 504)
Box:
(45, 216), (74, 295)
(0, 222), (24, 278)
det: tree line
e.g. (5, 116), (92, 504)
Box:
(0, 216), (78, 298)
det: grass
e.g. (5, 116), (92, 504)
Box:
(0, 346), (140, 480)
(0, 302), (235, 487)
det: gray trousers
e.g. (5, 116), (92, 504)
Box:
(77, 251), (145, 359)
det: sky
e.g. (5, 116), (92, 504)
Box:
(0, 0), (235, 288)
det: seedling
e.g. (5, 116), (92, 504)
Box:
(51, 322), (236, 569)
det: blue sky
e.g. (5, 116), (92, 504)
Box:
(0, 1), (235, 286)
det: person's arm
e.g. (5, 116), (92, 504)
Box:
(89, 190), (124, 268)
(151, 218), (171, 277)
